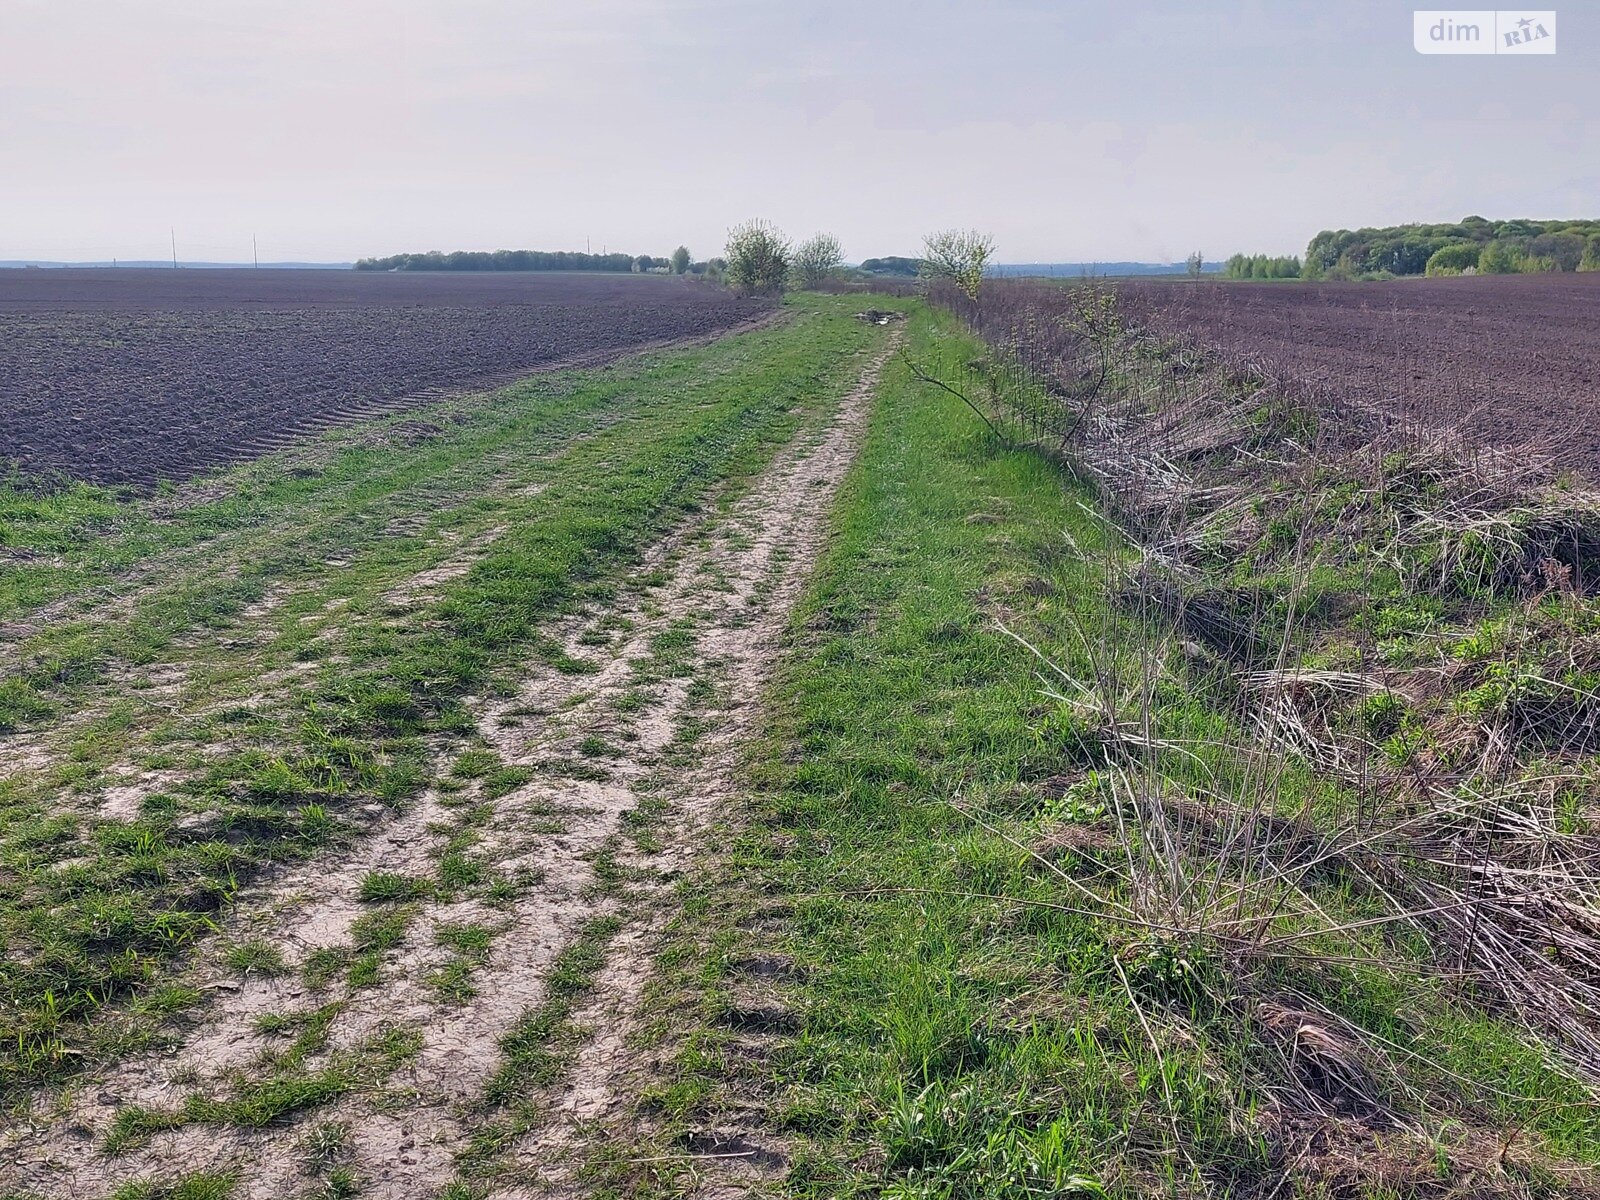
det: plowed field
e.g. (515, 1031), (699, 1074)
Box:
(1119, 272), (1600, 473)
(0, 270), (773, 486)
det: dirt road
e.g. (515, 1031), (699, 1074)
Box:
(1, 333), (897, 1198)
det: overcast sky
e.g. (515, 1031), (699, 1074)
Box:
(2, 0), (1596, 263)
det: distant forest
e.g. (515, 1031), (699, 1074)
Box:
(354, 249), (669, 273)
(859, 256), (921, 277)
(1230, 217), (1600, 281)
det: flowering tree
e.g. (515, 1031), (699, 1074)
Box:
(920, 229), (995, 302)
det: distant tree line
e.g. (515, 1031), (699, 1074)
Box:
(353, 249), (669, 273)
(1223, 253), (1302, 280)
(1301, 217), (1600, 280)
(859, 256), (922, 277)
(356, 233), (929, 292)
(1222, 217), (1600, 282)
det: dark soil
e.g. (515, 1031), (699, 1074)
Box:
(0, 270), (774, 486)
(1117, 273), (1600, 476)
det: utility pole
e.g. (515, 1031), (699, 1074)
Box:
(253, 233), (259, 269)
(171, 228), (178, 269)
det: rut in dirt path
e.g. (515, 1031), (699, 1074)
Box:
(0, 331), (897, 1200)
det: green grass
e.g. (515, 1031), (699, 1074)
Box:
(220, 939), (286, 978)
(107, 1172), (236, 1200)
(605, 305), (1600, 1199)
(0, 297), (883, 1099)
(357, 871), (433, 903)
(430, 919), (497, 1003)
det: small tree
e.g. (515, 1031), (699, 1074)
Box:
(670, 245), (691, 275)
(791, 232), (845, 289)
(920, 229), (995, 302)
(724, 220), (790, 294)
(634, 254), (653, 273)
(1186, 250), (1205, 279)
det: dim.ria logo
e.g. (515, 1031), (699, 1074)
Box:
(1413, 10), (1557, 53)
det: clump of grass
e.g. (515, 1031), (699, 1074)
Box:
(302, 947), (350, 990)
(300, 1120), (358, 1197)
(110, 1172), (237, 1200)
(221, 938), (286, 978)
(428, 916), (498, 1004)
(357, 871), (432, 903)
(450, 748), (499, 779)
(577, 735), (619, 759)
(481, 765), (535, 799)
(300, 1119), (349, 1167)
(252, 1011), (298, 1036)
(535, 756), (611, 782)
(437, 921), (494, 956)
(315, 1167), (360, 1200)
(429, 959), (477, 1003)
(351, 906), (414, 953)
(345, 904), (418, 987)
(613, 689), (649, 714)
(438, 851), (484, 891)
